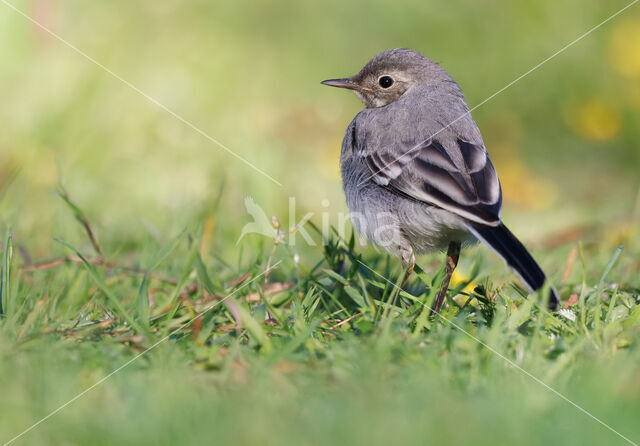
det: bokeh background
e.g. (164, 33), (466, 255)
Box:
(2, 2), (640, 445)
(1, 0), (639, 263)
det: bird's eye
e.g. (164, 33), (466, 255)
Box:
(378, 76), (394, 88)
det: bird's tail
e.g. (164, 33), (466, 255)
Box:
(467, 222), (559, 310)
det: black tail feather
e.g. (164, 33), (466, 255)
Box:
(468, 222), (559, 310)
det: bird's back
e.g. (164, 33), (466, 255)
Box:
(346, 82), (503, 226)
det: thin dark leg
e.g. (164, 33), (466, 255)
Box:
(432, 240), (461, 315)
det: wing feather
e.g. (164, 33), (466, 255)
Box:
(361, 138), (502, 225)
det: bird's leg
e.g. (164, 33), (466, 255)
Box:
(432, 240), (461, 315)
(400, 246), (415, 288)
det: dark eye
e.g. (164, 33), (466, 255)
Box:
(378, 76), (394, 88)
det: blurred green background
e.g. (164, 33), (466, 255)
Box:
(1, 1), (640, 445)
(1, 0), (639, 258)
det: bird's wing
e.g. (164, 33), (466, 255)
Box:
(361, 137), (502, 226)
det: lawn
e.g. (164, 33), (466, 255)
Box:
(1, 0), (640, 445)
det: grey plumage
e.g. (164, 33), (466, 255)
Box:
(323, 48), (559, 310)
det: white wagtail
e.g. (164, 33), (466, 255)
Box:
(322, 48), (559, 313)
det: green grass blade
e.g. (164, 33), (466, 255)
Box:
(597, 245), (623, 292)
(148, 229), (187, 271)
(137, 230), (187, 330)
(594, 246), (623, 337)
(163, 236), (200, 323)
(0, 230), (13, 316)
(137, 275), (150, 332)
(236, 303), (272, 353)
(57, 239), (145, 334)
(195, 253), (216, 295)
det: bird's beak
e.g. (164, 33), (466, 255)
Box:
(321, 78), (360, 90)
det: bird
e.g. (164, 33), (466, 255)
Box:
(321, 48), (559, 314)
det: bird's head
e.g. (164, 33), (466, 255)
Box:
(321, 48), (449, 108)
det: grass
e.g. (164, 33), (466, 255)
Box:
(1, 0), (640, 444)
(0, 190), (639, 446)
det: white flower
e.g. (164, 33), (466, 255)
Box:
(558, 308), (576, 322)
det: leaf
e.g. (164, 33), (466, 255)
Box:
(137, 275), (150, 331)
(507, 298), (534, 331)
(148, 229), (187, 271)
(57, 239), (145, 334)
(0, 230), (13, 316)
(138, 230), (186, 331)
(563, 293), (579, 308)
(235, 303), (272, 353)
(244, 282), (294, 303)
(344, 286), (366, 308)
(597, 246), (623, 292)
(594, 246), (623, 336)
(163, 235), (200, 323)
(195, 253), (216, 295)
(323, 269), (349, 285)
(623, 304), (640, 329)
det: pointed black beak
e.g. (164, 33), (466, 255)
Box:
(321, 78), (359, 90)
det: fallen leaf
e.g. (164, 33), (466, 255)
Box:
(228, 272), (251, 288)
(564, 294), (579, 308)
(245, 282), (294, 303)
(191, 314), (203, 340)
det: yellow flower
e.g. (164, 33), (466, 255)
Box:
(610, 19), (640, 78)
(451, 269), (475, 293)
(451, 270), (479, 307)
(566, 99), (621, 142)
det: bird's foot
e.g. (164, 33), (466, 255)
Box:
(400, 248), (415, 288)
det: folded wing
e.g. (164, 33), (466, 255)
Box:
(362, 138), (502, 225)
